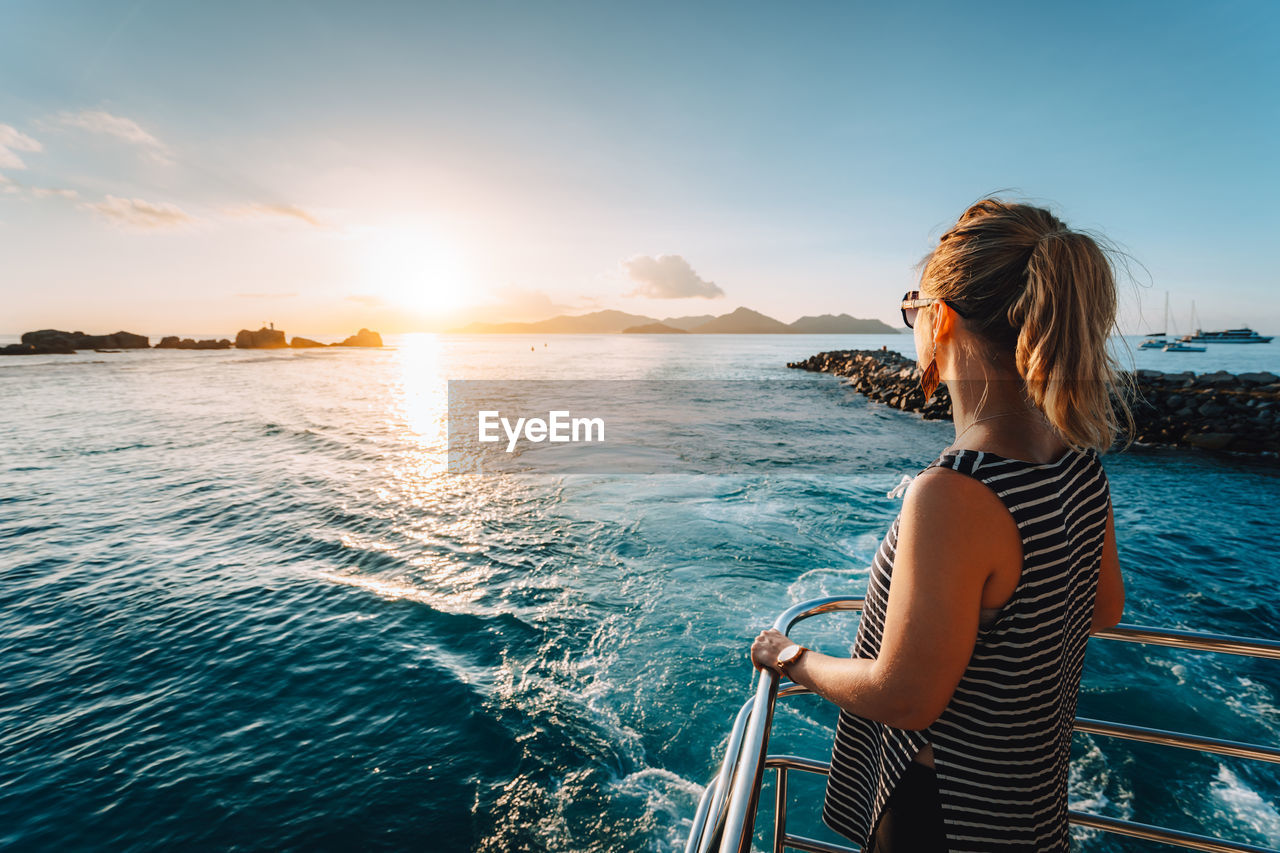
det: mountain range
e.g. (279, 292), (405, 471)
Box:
(452, 307), (900, 334)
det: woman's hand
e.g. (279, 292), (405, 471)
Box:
(750, 628), (792, 674)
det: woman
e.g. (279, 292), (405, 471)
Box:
(751, 199), (1128, 852)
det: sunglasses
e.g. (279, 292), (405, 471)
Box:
(900, 291), (971, 329)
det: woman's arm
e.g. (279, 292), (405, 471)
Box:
(751, 467), (1019, 731)
(1090, 498), (1124, 632)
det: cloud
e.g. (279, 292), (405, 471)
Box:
(346, 294), (385, 307)
(236, 292), (298, 299)
(49, 110), (170, 163)
(54, 109), (164, 147)
(226, 203), (325, 227)
(31, 187), (78, 199)
(622, 254), (724, 299)
(0, 125), (42, 170)
(85, 195), (193, 229)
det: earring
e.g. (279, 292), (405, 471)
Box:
(920, 338), (940, 401)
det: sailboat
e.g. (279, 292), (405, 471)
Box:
(1139, 293), (1169, 349)
(1165, 300), (1205, 352)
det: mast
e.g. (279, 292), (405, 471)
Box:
(1145, 291), (1169, 337)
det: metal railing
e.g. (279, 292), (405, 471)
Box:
(685, 596), (1280, 853)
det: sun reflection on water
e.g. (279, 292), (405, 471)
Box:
(320, 570), (486, 613)
(391, 332), (448, 458)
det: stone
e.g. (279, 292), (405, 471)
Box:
(1197, 371), (1237, 388)
(1197, 401), (1226, 418)
(291, 337), (326, 348)
(1186, 433), (1236, 451)
(1238, 372), (1280, 387)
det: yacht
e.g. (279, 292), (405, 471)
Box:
(1163, 339), (1205, 353)
(1183, 300), (1272, 343)
(1187, 327), (1273, 344)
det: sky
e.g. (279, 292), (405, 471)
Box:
(1, 0), (1277, 336)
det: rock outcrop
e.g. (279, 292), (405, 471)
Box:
(788, 350), (1280, 456)
(333, 328), (383, 347)
(2, 340), (75, 355)
(157, 336), (232, 349)
(235, 327), (288, 349)
(4, 329), (150, 353)
(290, 337), (325, 348)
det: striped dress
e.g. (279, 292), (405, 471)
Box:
(822, 446), (1111, 852)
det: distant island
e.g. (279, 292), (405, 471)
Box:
(454, 307), (900, 335)
(622, 322), (687, 334)
(3, 326), (384, 355)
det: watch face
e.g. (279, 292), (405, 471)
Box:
(778, 644), (802, 665)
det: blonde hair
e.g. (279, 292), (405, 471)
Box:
(921, 198), (1133, 452)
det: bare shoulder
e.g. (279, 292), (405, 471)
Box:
(901, 465), (1009, 531)
(896, 464), (1021, 592)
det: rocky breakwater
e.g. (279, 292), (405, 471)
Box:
(1128, 369), (1280, 454)
(2, 329), (150, 355)
(787, 349), (1280, 456)
(789, 349), (954, 419)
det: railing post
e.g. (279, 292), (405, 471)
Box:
(773, 766), (788, 853)
(698, 699), (756, 852)
(719, 667), (780, 852)
(718, 597), (865, 853)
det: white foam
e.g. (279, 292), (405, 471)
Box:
(786, 565), (869, 601)
(838, 531), (886, 566)
(1068, 735), (1134, 843)
(612, 767), (707, 853)
(1210, 764), (1280, 845)
(1222, 677), (1280, 738)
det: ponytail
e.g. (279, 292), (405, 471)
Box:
(922, 199), (1133, 452)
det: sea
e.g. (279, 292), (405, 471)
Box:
(2, 333), (1278, 852)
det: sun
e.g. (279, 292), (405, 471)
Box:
(359, 224), (471, 317)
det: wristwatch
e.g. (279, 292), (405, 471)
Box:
(775, 643), (807, 676)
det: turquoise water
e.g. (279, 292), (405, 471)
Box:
(2, 334), (1278, 851)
